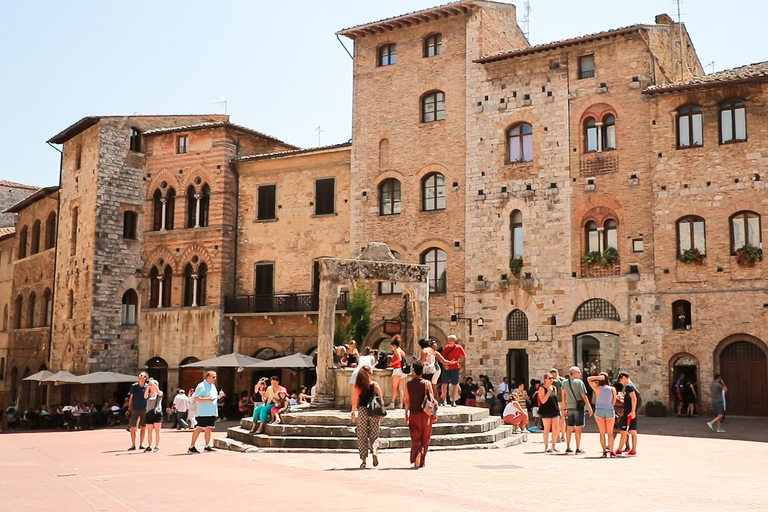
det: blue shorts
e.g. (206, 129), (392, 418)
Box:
(594, 408), (615, 420)
(441, 369), (460, 385)
(713, 402), (725, 415)
(567, 409), (585, 427)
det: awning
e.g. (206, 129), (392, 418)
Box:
(180, 353), (264, 369)
(247, 353), (315, 369)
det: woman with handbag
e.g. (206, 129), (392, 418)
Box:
(351, 366), (384, 469)
(405, 361), (436, 469)
(536, 374), (561, 453)
(143, 379), (164, 453)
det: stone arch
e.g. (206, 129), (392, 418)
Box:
(178, 244), (215, 273)
(143, 246), (178, 274)
(181, 166), (213, 193)
(146, 169), (181, 200)
(412, 238), (452, 256)
(373, 169), (406, 186)
(575, 195), (625, 227)
(573, 298), (621, 322)
(116, 275), (140, 299)
(416, 163), (449, 182)
(579, 102), (619, 124)
(428, 323), (447, 344)
(713, 333), (768, 373)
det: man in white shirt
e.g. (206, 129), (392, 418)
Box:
(497, 377), (511, 404)
(172, 390), (190, 430)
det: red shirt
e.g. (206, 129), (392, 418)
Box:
(442, 344), (466, 370)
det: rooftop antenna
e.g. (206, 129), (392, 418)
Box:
(706, 60), (715, 74)
(520, 1), (532, 41)
(315, 125), (325, 146)
(671, 0), (690, 80)
(212, 95), (228, 114)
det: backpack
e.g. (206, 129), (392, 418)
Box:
(399, 349), (411, 374)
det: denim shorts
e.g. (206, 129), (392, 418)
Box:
(594, 408), (615, 420)
(566, 408), (585, 427)
(714, 402), (725, 415)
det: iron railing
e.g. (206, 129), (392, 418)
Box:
(224, 291), (348, 314)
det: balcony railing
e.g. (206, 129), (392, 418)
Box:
(224, 292), (348, 314)
(580, 260), (622, 278)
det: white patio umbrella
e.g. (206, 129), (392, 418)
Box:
(73, 371), (139, 384)
(180, 353), (264, 369)
(41, 370), (80, 384)
(247, 353), (315, 369)
(23, 370), (53, 382)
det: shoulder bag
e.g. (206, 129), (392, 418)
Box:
(399, 349), (411, 374)
(567, 378), (585, 410)
(366, 384), (387, 418)
(421, 381), (439, 416)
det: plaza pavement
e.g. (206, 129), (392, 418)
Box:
(1, 416), (766, 512)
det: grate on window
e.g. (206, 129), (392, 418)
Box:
(573, 298), (620, 322)
(721, 341), (765, 359)
(507, 309), (528, 340)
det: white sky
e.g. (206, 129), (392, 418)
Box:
(0, 0), (764, 187)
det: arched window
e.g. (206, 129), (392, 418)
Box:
(604, 219), (618, 250)
(511, 210), (523, 259)
(421, 248), (447, 293)
(378, 139), (390, 169)
(720, 100), (747, 143)
(585, 221), (599, 253)
(28, 292), (37, 328)
(422, 173), (446, 211)
(508, 123), (533, 163)
(378, 43), (396, 66)
(13, 295), (22, 329)
(18, 226), (27, 259)
(379, 251), (402, 295)
(149, 266), (160, 308)
(676, 216), (706, 255)
(70, 207), (78, 255)
(162, 265), (173, 307)
(2, 304), (7, 331)
(199, 184), (210, 227)
(573, 298), (620, 322)
(506, 309), (528, 340)
(424, 33), (442, 57)
(602, 115), (616, 150)
(379, 179), (401, 215)
(197, 263), (207, 306)
(186, 186), (196, 228)
(43, 288), (52, 327)
(121, 289), (138, 325)
(183, 264), (194, 307)
(152, 189), (163, 231)
(67, 290), (74, 319)
(422, 91), (445, 123)
(30, 220), (41, 255)
(584, 118), (598, 152)
(672, 299), (692, 330)
(45, 212), (56, 250)
(677, 105), (703, 148)
(730, 211), (761, 254)
(165, 188), (176, 230)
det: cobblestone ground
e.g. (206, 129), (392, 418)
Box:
(0, 416), (765, 512)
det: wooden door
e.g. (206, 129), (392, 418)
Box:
(721, 341), (768, 416)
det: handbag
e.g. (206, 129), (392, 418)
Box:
(399, 349), (411, 374)
(422, 382), (439, 416)
(567, 378), (585, 410)
(367, 393), (387, 418)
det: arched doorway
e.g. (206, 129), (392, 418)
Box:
(719, 340), (768, 416)
(573, 332), (620, 379)
(146, 357), (169, 398)
(506, 349), (528, 388)
(179, 357), (203, 392)
(251, 347), (279, 388)
(669, 353), (700, 412)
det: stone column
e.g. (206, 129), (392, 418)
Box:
(191, 274), (199, 307)
(160, 198), (167, 232)
(313, 276), (341, 408)
(157, 276), (164, 308)
(597, 227), (605, 254)
(194, 194), (201, 228)
(595, 122), (604, 153)
(404, 282), (430, 356)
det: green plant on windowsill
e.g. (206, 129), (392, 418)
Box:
(601, 247), (619, 266)
(677, 247), (704, 265)
(582, 251), (601, 266)
(736, 243), (763, 266)
(509, 257), (523, 276)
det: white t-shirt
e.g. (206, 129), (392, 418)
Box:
(503, 401), (525, 418)
(173, 393), (189, 412)
(498, 381), (510, 400)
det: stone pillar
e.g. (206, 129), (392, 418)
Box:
(157, 276), (164, 308)
(313, 276), (341, 408)
(595, 122), (604, 152)
(597, 227), (605, 254)
(160, 198), (167, 232)
(404, 282), (430, 356)
(191, 274), (199, 307)
(194, 194), (201, 228)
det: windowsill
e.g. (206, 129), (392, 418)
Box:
(420, 208), (446, 214)
(255, 218), (278, 223)
(12, 326), (51, 332)
(423, 54), (443, 60)
(420, 119), (446, 126)
(672, 328), (692, 332)
(505, 160), (534, 166)
(720, 139), (747, 145)
(378, 212), (402, 217)
(312, 213), (338, 218)
(120, 324), (140, 329)
(676, 144), (704, 150)
(376, 64), (396, 69)
(128, 150), (145, 155)
(122, 237), (139, 242)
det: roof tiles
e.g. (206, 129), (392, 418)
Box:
(645, 61), (768, 93)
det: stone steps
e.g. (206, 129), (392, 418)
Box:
(226, 424), (516, 449)
(252, 406), (490, 427)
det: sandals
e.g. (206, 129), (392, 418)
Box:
(372, 454), (379, 467)
(359, 461), (366, 469)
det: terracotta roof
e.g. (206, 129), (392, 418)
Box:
(143, 122), (297, 148)
(337, 0), (497, 38)
(231, 142), (351, 163)
(645, 61), (768, 94)
(475, 24), (647, 63)
(0, 226), (15, 241)
(0, 180), (37, 190)
(3, 186), (59, 214)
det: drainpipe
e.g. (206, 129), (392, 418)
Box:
(46, 142), (63, 367)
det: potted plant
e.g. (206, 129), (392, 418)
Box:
(736, 244), (763, 266)
(601, 247), (619, 266)
(678, 247), (704, 265)
(509, 257), (523, 276)
(644, 400), (667, 417)
(582, 251), (601, 266)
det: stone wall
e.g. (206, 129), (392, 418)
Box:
(0, 233), (16, 405)
(0, 181), (37, 228)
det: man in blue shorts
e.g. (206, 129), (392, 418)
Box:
(706, 374), (728, 433)
(188, 371), (225, 454)
(440, 334), (466, 407)
(617, 371), (639, 456)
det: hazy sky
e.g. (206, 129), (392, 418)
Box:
(1, 0), (764, 187)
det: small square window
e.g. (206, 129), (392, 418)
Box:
(315, 178), (335, 216)
(257, 185), (277, 221)
(123, 211), (138, 240)
(129, 128), (142, 152)
(632, 238), (644, 252)
(176, 135), (189, 154)
(578, 55), (595, 79)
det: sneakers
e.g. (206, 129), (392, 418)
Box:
(188, 446), (200, 454)
(450, 402), (457, 407)
(716, 428), (726, 433)
(153, 447), (159, 453)
(144, 446), (152, 453)
(627, 450), (637, 456)
(575, 449), (585, 455)
(565, 448), (574, 454)
(204, 446), (215, 452)
(127, 446), (136, 451)
(706, 421), (715, 431)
